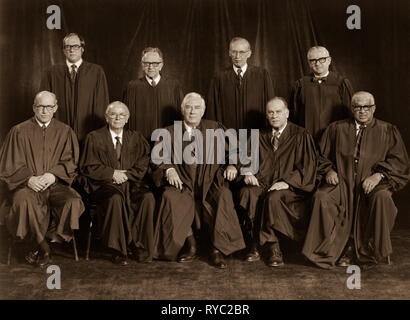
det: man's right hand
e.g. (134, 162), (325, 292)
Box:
(325, 169), (339, 185)
(166, 168), (183, 190)
(113, 170), (128, 184)
(28, 176), (47, 192)
(244, 174), (260, 186)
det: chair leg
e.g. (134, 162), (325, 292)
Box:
(387, 255), (391, 265)
(7, 241), (12, 266)
(72, 233), (79, 261)
(85, 222), (92, 261)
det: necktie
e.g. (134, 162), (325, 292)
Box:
(42, 124), (47, 137)
(115, 136), (121, 161)
(271, 131), (280, 151)
(237, 68), (243, 86)
(354, 125), (366, 165)
(70, 64), (77, 82)
(151, 79), (157, 87)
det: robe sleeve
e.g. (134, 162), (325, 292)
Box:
(371, 125), (410, 191)
(80, 133), (115, 182)
(282, 131), (317, 192)
(47, 128), (80, 185)
(317, 123), (337, 178)
(0, 127), (34, 190)
(125, 133), (151, 182)
(93, 66), (110, 123)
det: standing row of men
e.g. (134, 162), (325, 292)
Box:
(0, 33), (408, 270)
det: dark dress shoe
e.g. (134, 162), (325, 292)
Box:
(38, 253), (52, 268)
(245, 244), (260, 262)
(266, 243), (284, 267)
(337, 243), (354, 267)
(112, 254), (128, 266)
(25, 250), (39, 265)
(177, 236), (197, 263)
(210, 249), (227, 269)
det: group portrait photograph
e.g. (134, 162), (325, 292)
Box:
(0, 0), (409, 305)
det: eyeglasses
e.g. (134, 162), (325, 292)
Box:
(64, 45), (82, 51)
(352, 105), (375, 111)
(230, 50), (250, 56)
(35, 105), (56, 112)
(308, 57), (329, 64)
(106, 113), (129, 119)
(141, 61), (163, 67)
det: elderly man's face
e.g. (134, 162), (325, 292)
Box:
(308, 48), (331, 77)
(266, 100), (289, 130)
(181, 97), (205, 127)
(141, 52), (163, 79)
(105, 104), (129, 130)
(63, 35), (84, 63)
(33, 93), (58, 124)
(352, 95), (376, 125)
(229, 40), (251, 68)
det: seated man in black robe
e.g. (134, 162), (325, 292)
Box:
(152, 92), (245, 269)
(303, 91), (410, 269)
(239, 97), (317, 267)
(0, 91), (84, 267)
(80, 101), (155, 265)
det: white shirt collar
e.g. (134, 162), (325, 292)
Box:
(35, 117), (51, 128)
(314, 71), (329, 78)
(272, 122), (287, 136)
(233, 64), (248, 75)
(145, 75), (161, 86)
(66, 59), (83, 70)
(109, 128), (123, 146)
(354, 120), (367, 132)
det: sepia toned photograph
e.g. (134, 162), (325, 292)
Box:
(0, 0), (409, 307)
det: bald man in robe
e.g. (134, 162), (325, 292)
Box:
(238, 97), (317, 267)
(152, 92), (245, 269)
(303, 91), (410, 269)
(0, 91), (84, 267)
(208, 37), (275, 131)
(290, 46), (354, 141)
(80, 102), (155, 265)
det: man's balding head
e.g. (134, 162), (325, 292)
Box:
(105, 101), (130, 131)
(229, 37), (252, 68)
(32, 91), (58, 124)
(352, 91), (375, 106)
(181, 92), (206, 127)
(351, 91), (376, 125)
(307, 46), (331, 77)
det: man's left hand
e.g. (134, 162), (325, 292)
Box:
(268, 181), (289, 192)
(224, 165), (237, 181)
(38, 173), (56, 191)
(362, 173), (383, 194)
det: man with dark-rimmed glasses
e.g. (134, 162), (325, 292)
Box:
(0, 91), (84, 267)
(291, 46), (354, 142)
(40, 33), (109, 142)
(303, 91), (410, 269)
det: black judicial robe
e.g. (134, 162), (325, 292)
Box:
(80, 126), (154, 257)
(40, 61), (109, 141)
(290, 71), (353, 140)
(0, 118), (84, 242)
(302, 119), (410, 268)
(239, 122), (317, 243)
(207, 65), (275, 130)
(123, 76), (184, 139)
(151, 119), (245, 260)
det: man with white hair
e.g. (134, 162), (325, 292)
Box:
(0, 91), (84, 267)
(303, 91), (410, 268)
(208, 37), (275, 131)
(291, 46), (354, 141)
(152, 92), (245, 269)
(80, 101), (155, 265)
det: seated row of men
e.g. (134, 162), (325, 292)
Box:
(0, 90), (409, 270)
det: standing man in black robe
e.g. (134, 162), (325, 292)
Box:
(238, 97), (317, 266)
(40, 33), (109, 142)
(123, 47), (184, 140)
(0, 91), (84, 267)
(303, 91), (410, 269)
(151, 92), (245, 269)
(207, 37), (275, 130)
(80, 101), (155, 265)
(290, 46), (354, 141)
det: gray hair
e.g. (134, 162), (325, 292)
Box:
(141, 47), (164, 61)
(181, 92), (206, 111)
(33, 91), (57, 105)
(63, 33), (85, 48)
(229, 37), (251, 51)
(267, 96), (288, 110)
(105, 101), (130, 115)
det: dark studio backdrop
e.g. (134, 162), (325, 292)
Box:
(0, 0), (409, 225)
